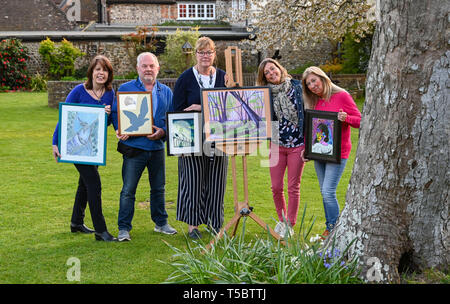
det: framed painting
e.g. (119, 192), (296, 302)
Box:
(58, 103), (107, 166)
(166, 111), (202, 156)
(201, 86), (272, 143)
(116, 92), (153, 136)
(304, 110), (342, 163)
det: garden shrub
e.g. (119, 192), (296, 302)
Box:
(29, 72), (47, 92)
(289, 62), (316, 76)
(121, 26), (158, 71)
(158, 27), (200, 77)
(319, 58), (343, 75)
(0, 38), (30, 91)
(341, 32), (373, 74)
(38, 37), (85, 80)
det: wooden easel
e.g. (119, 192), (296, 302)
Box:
(224, 46), (243, 87)
(206, 47), (284, 250)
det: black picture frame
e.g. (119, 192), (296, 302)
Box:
(304, 109), (342, 163)
(166, 111), (203, 156)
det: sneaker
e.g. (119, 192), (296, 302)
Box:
(154, 223), (177, 235)
(287, 225), (294, 237)
(274, 221), (294, 238)
(188, 228), (202, 239)
(118, 230), (131, 242)
(274, 221), (286, 236)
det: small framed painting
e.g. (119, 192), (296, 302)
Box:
(304, 110), (342, 163)
(166, 111), (202, 156)
(117, 92), (153, 136)
(58, 103), (107, 166)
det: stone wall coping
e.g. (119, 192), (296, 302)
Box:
(0, 29), (250, 41)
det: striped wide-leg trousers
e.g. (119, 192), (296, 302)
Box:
(176, 154), (228, 231)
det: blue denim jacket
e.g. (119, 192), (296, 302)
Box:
(111, 78), (173, 151)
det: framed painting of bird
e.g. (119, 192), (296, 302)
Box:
(117, 92), (154, 136)
(58, 103), (108, 166)
(200, 86), (273, 144)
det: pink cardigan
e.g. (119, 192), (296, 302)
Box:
(314, 91), (361, 159)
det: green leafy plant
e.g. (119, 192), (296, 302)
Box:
(319, 58), (343, 75)
(341, 32), (373, 74)
(289, 62), (316, 76)
(38, 37), (85, 80)
(28, 72), (47, 92)
(0, 38), (30, 91)
(158, 27), (200, 77)
(160, 205), (363, 284)
(121, 26), (158, 70)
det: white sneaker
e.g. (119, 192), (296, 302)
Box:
(274, 221), (294, 238)
(154, 223), (177, 235)
(274, 221), (286, 236)
(118, 230), (131, 242)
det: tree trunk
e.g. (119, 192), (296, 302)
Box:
(327, 0), (449, 283)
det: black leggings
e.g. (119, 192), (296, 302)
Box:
(71, 164), (107, 233)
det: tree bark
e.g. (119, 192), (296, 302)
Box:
(327, 0), (449, 282)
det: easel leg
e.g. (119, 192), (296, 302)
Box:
(248, 212), (285, 244)
(206, 149), (284, 251)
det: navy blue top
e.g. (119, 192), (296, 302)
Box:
(52, 83), (114, 145)
(111, 77), (173, 151)
(173, 67), (226, 111)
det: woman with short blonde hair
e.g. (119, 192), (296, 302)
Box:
(173, 36), (228, 239)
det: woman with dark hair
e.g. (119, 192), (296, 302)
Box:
(52, 55), (117, 242)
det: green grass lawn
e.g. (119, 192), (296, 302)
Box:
(0, 92), (362, 283)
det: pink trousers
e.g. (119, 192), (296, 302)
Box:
(269, 143), (305, 227)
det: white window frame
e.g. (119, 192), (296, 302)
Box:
(231, 0), (246, 19)
(177, 2), (216, 20)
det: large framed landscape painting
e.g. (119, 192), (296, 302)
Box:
(201, 86), (272, 144)
(116, 92), (153, 136)
(58, 103), (107, 166)
(304, 109), (342, 163)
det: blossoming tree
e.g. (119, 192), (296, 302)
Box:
(236, 0), (374, 51)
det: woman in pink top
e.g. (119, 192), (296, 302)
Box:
(301, 66), (361, 238)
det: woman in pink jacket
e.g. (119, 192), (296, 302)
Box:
(301, 66), (361, 238)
